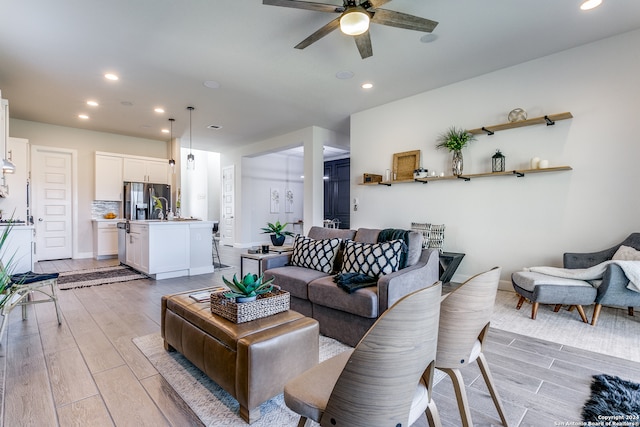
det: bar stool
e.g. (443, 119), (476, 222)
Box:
(0, 270), (62, 341)
(212, 222), (222, 267)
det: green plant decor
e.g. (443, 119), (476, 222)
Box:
(0, 222), (19, 310)
(260, 220), (294, 238)
(435, 126), (477, 152)
(222, 273), (275, 300)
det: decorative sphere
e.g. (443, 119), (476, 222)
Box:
(508, 108), (528, 122)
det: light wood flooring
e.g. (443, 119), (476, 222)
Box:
(1, 245), (639, 426)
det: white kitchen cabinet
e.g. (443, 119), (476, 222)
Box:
(0, 226), (34, 274)
(120, 221), (213, 279)
(123, 158), (168, 184)
(125, 223), (149, 273)
(95, 153), (123, 201)
(92, 220), (118, 259)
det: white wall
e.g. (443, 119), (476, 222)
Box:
(10, 119), (169, 257)
(221, 125), (348, 246)
(180, 147), (221, 221)
(242, 153), (304, 246)
(350, 29), (640, 287)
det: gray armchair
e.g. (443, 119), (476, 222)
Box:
(563, 233), (640, 326)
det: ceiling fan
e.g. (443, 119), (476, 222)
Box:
(263, 0), (438, 59)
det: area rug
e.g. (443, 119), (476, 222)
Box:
(582, 374), (640, 421)
(133, 333), (446, 427)
(57, 265), (147, 290)
(490, 290), (640, 362)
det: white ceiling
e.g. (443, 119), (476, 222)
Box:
(1, 1), (639, 153)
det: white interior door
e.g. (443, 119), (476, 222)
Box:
(32, 146), (73, 261)
(221, 165), (234, 246)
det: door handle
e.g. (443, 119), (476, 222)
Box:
(38, 218), (44, 222)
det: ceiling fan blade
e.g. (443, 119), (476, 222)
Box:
(354, 31), (373, 59)
(263, 0), (342, 13)
(371, 8), (438, 32)
(294, 17), (341, 49)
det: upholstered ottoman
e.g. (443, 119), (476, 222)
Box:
(511, 271), (597, 323)
(161, 288), (319, 423)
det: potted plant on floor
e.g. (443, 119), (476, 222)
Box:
(222, 273), (274, 303)
(435, 126), (476, 176)
(260, 220), (293, 246)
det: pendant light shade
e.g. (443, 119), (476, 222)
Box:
(168, 118), (176, 170)
(187, 106), (195, 170)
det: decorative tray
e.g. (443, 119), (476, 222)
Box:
(210, 289), (290, 323)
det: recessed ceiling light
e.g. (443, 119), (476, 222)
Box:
(104, 73), (119, 81)
(78, 114), (89, 119)
(204, 80), (221, 89)
(154, 107), (165, 113)
(336, 71), (354, 80)
(361, 83), (373, 89)
(580, 0), (602, 10)
(420, 34), (438, 43)
(161, 129), (170, 133)
(87, 100), (99, 107)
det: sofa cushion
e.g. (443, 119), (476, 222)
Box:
(308, 226), (356, 241)
(355, 228), (423, 267)
(264, 266), (330, 300)
(308, 275), (379, 318)
(340, 239), (405, 278)
(289, 235), (342, 274)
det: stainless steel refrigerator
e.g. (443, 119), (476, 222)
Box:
(123, 182), (171, 220)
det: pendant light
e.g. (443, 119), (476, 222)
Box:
(186, 106), (195, 170)
(168, 118), (176, 171)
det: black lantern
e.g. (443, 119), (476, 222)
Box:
(492, 149), (505, 172)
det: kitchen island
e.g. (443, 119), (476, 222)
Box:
(121, 220), (214, 280)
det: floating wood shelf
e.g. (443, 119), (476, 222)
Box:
(359, 166), (572, 186)
(468, 112), (573, 135)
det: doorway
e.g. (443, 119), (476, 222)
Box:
(324, 158), (350, 229)
(31, 146), (75, 261)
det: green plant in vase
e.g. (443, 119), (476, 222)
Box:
(435, 126), (476, 176)
(260, 220), (293, 246)
(222, 273), (275, 303)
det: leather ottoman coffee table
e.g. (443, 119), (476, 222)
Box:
(161, 288), (319, 423)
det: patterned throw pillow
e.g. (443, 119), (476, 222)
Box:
(612, 245), (640, 261)
(340, 239), (405, 278)
(290, 235), (342, 274)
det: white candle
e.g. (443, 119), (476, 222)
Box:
(539, 159), (549, 169)
(531, 157), (540, 169)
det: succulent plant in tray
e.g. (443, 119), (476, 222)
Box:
(222, 273), (274, 302)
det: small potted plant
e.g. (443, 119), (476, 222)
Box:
(435, 126), (476, 176)
(222, 273), (274, 303)
(260, 220), (293, 246)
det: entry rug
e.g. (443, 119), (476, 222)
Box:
(133, 333), (447, 427)
(582, 374), (640, 422)
(58, 265), (147, 290)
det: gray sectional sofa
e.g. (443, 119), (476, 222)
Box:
(263, 226), (440, 346)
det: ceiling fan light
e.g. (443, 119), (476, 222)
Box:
(580, 0), (602, 10)
(340, 9), (370, 36)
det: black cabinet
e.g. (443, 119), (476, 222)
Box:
(324, 158), (350, 229)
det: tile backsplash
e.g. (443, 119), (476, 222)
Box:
(92, 201), (121, 219)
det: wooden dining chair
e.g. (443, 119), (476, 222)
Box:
(284, 282), (443, 427)
(435, 266), (509, 426)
